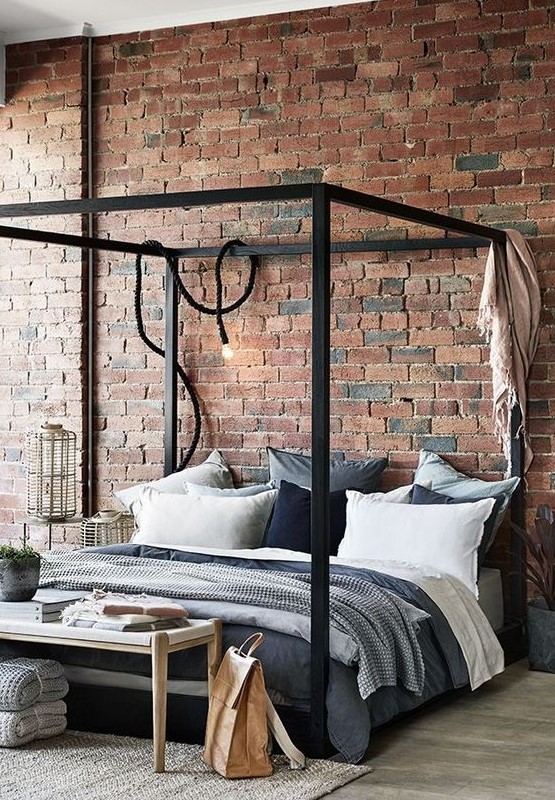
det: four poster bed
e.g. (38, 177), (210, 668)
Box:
(0, 183), (527, 760)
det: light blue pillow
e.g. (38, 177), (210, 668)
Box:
(183, 481), (275, 498)
(414, 450), (519, 547)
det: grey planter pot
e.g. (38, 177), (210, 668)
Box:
(527, 600), (555, 673)
(0, 556), (41, 602)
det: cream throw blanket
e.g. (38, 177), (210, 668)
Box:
(478, 229), (541, 472)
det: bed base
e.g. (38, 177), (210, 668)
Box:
(66, 683), (334, 759)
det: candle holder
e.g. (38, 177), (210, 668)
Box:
(26, 423), (77, 521)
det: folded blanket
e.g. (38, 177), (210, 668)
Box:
(0, 700), (67, 748)
(81, 588), (189, 618)
(0, 658), (68, 711)
(63, 615), (189, 632)
(35, 699), (67, 740)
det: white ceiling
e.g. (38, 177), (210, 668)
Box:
(0, 0), (366, 44)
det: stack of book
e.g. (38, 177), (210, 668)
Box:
(0, 589), (88, 623)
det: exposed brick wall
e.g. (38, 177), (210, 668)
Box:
(1, 1), (554, 551)
(0, 38), (87, 546)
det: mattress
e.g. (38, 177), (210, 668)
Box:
(477, 567), (504, 631)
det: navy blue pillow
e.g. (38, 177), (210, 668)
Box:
(411, 483), (505, 570)
(266, 480), (347, 556)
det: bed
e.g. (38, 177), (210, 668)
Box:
(5, 440), (517, 761)
(0, 182), (528, 760)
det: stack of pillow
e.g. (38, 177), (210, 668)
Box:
(115, 447), (519, 597)
(265, 448), (518, 597)
(265, 446), (388, 555)
(116, 450), (278, 550)
(114, 447), (388, 552)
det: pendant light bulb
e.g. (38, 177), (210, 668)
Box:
(222, 342), (234, 361)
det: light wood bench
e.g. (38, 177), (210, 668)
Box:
(0, 617), (222, 772)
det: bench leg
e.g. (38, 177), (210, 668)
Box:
(207, 618), (222, 697)
(151, 632), (169, 773)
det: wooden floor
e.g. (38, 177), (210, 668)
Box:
(331, 660), (555, 799)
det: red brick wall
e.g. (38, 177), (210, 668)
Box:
(1, 0), (554, 547)
(0, 38), (87, 546)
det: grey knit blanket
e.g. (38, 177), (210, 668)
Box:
(0, 700), (67, 748)
(0, 658), (68, 711)
(40, 550), (425, 700)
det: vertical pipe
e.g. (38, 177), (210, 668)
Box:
(310, 183), (331, 750)
(164, 262), (178, 474)
(84, 31), (94, 517)
(0, 34), (6, 107)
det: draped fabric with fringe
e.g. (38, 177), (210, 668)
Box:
(478, 229), (541, 473)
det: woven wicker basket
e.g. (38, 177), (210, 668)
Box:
(80, 510), (135, 548)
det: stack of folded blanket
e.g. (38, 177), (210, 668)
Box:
(0, 657), (68, 747)
(61, 589), (190, 632)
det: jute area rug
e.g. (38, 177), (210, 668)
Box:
(0, 731), (372, 800)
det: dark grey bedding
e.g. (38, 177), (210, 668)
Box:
(0, 544), (470, 763)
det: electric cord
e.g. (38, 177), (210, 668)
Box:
(134, 239), (259, 470)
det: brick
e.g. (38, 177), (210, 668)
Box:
(364, 330), (408, 345)
(388, 418), (431, 434)
(455, 153), (500, 171)
(348, 384), (392, 401)
(314, 65), (356, 83)
(363, 297), (404, 312)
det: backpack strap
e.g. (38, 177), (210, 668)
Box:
(265, 693), (306, 770)
(237, 632), (264, 658)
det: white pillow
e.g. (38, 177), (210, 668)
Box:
(183, 481), (275, 498)
(361, 483), (427, 504)
(131, 487), (278, 549)
(337, 491), (495, 596)
(114, 450), (233, 511)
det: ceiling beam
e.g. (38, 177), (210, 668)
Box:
(3, 1), (374, 45)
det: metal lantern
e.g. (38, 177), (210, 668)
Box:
(26, 422), (77, 521)
(80, 510), (135, 548)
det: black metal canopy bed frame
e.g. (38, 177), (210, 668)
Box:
(0, 182), (526, 756)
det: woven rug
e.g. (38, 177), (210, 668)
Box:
(0, 731), (373, 800)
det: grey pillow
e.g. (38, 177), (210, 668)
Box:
(414, 449), (519, 547)
(267, 447), (387, 493)
(114, 450), (234, 511)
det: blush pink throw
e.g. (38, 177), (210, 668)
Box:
(86, 589), (189, 618)
(478, 229), (541, 473)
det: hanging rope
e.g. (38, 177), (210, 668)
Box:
(134, 239), (259, 471)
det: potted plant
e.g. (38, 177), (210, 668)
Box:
(0, 543), (41, 602)
(513, 504), (555, 672)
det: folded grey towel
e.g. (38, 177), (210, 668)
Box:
(0, 658), (68, 711)
(35, 699), (67, 740)
(0, 700), (67, 748)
